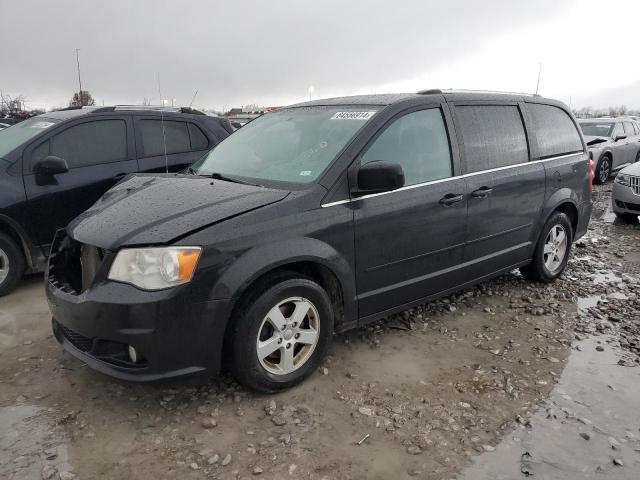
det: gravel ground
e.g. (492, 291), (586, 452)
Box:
(0, 185), (639, 480)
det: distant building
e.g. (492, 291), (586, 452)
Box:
(224, 105), (280, 126)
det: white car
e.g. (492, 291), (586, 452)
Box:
(612, 162), (640, 222)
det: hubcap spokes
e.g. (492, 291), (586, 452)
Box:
(543, 225), (567, 273)
(257, 297), (320, 375)
(0, 249), (9, 284)
(600, 161), (609, 182)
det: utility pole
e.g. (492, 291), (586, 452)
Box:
(535, 62), (542, 95)
(75, 48), (83, 106)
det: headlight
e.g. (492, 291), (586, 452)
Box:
(615, 173), (630, 186)
(108, 247), (202, 290)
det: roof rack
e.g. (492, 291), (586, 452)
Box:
(90, 105), (206, 115)
(422, 88), (539, 97)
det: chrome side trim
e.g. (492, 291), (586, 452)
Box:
(320, 152), (585, 208)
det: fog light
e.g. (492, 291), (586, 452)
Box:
(127, 345), (138, 364)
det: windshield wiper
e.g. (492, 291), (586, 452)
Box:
(210, 172), (261, 187)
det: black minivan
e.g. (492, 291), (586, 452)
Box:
(47, 90), (593, 392)
(0, 106), (232, 295)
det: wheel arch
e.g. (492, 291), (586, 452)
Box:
(0, 213), (34, 268)
(213, 238), (356, 333)
(541, 190), (580, 238)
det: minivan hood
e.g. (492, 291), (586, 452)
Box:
(69, 174), (289, 249)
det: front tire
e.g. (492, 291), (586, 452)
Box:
(520, 212), (573, 283)
(229, 273), (334, 393)
(0, 233), (25, 297)
(594, 155), (611, 184)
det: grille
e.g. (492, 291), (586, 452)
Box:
(631, 175), (640, 195)
(59, 323), (94, 352)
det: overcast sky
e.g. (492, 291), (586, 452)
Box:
(2, 0), (640, 111)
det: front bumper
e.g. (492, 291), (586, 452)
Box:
(612, 181), (640, 216)
(47, 280), (233, 381)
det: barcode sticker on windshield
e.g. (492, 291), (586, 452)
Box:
(331, 111), (376, 120)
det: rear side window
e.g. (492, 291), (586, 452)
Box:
(139, 120), (191, 157)
(48, 120), (127, 169)
(455, 105), (528, 173)
(360, 108), (452, 186)
(188, 123), (209, 150)
(528, 104), (583, 158)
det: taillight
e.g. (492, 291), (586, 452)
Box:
(587, 158), (596, 191)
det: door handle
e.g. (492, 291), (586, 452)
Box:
(471, 186), (493, 198)
(439, 193), (464, 206)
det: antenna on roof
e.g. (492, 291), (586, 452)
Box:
(189, 90), (198, 108)
(157, 72), (169, 176)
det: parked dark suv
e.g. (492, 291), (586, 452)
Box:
(47, 91), (593, 392)
(0, 106), (232, 295)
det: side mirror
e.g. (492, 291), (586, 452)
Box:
(615, 134), (627, 142)
(34, 156), (69, 175)
(354, 161), (405, 195)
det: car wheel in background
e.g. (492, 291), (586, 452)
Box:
(594, 155), (611, 184)
(0, 233), (25, 297)
(229, 272), (334, 392)
(520, 212), (573, 283)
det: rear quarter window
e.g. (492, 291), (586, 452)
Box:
(528, 104), (583, 158)
(455, 105), (529, 173)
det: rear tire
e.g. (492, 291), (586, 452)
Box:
(0, 233), (25, 297)
(229, 273), (334, 393)
(594, 155), (611, 184)
(520, 212), (573, 283)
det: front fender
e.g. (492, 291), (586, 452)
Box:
(210, 237), (357, 322)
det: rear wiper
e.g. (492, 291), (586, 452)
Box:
(210, 172), (261, 187)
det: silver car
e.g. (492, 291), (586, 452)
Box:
(579, 118), (640, 184)
(612, 162), (640, 222)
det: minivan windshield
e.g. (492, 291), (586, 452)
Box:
(192, 106), (380, 184)
(0, 117), (59, 158)
(579, 122), (614, 137)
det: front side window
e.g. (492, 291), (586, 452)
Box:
(360, 108), (452, 186)
(623, 122), (635, 136)
(528, 104), (583, 158)
(456, 105), (528, 172)
(193, 106), (380, 184)
(49, 120), (127, 169)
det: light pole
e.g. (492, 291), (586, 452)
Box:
(308, 85), (315, 101)
(75, 49), (83, 105)
(535, 62), (542, 95)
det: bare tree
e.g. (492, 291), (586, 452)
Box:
(69, 90), (96, 107)
(141, 97), (152, 106)
(0, 93), (27, 116)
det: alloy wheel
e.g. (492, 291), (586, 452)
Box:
(256, 297), (320, 375)
(599, 158), (610, 183)
(0, 248), (9, 285)
(543, 225), (568, 274)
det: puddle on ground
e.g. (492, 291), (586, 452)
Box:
(592, 271), (623, 285)
(0, 404), (71, 480)
(458, 335), (640, 479)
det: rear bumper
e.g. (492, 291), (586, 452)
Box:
(575, 200), (592, 241)
(47, 280), (233, 381)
